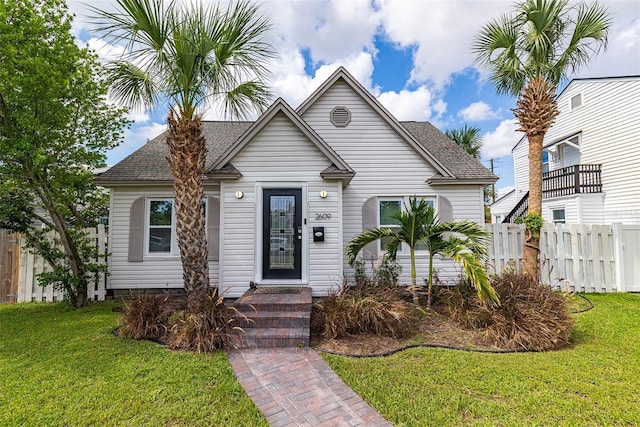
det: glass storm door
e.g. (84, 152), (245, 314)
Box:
(262, 189), (302, 280)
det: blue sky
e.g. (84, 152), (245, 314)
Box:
(69, 0), (640, 194)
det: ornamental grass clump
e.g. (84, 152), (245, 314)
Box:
(439, 272), (574, 351)
(311, 282), (423, 340)
(118, 293), (170, 340)
(168, 290), (244, 353)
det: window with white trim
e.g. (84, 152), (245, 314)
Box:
(570, 94), (582, 110)
(542, 150), (550, 173)
(377, 197), (436, 253)
(146, 198), (206, 255)
(378, 198), (403, 252)
(552, 208), (566, 224)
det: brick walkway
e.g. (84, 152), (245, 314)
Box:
(229, 348), (393, 427)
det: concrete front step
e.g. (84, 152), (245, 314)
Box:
(230, 327), (310, 349)
(234, 311), (310, 329)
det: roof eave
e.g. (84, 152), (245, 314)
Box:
(427, 176), (498, 186)
(93, 179), (175, 187)
(320, 170), (356, 187)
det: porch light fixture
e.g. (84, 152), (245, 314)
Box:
(235, 190), (244, 199)
(319, 190), (328, 199)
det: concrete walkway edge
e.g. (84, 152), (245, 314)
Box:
(229, 348), (392, 427)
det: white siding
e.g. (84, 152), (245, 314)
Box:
(513, 78), (640, 224)
(490, 191), (516, 223)
(301, 81), (486, 285)
(220, 113), (341, 297)
(547, 78), (640, 224)
(512, 139), (529, 201)
(108, 185), (220, 289)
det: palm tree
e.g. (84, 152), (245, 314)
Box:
(94, 0), (276, 312)
(445, 124), (483, 159)
(474, 0), (610, 280)
(345, 197), (498, 308)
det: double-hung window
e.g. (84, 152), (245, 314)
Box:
(146, 198), (207, 255)
(148, 199), (174, 254)
(378, 198), (403, 252)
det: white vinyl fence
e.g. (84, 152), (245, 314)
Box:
(17, 225), (108, 302)
(487, 223), (640, 293)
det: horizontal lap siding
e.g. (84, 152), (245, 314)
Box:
(108, 185), (220, 289)
(221, 114), (341, 297)
(512, 141), (529, 201)
(544, 79), (640, 224)
(302, 82), (485, 285)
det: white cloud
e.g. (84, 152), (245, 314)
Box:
(482, 119), (523, 159)
(264, 0), (381, 64)
(576, 15), (640, 78)
(377, 86), (441, 121)
(458, 101), (501, 121)
(378, 0), (507, 88)
(269, 51), (376, 109)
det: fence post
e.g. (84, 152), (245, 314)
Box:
(612, 223), (625, 292)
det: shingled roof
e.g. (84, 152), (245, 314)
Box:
(95, 121), (252, 183)
(400, 121), (496, 182)
(95, 120), (496, 184)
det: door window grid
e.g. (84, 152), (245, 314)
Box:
(269, 195), (295, 270)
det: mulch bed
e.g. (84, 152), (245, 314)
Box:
(311, 309), (506, 356)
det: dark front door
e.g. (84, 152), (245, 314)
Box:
(263, 189), (302, 280)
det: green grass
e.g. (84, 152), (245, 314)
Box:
(323, 293), (640, 426)
(0, 302), (267, 426)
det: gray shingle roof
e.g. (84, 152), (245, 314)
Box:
(400, 121), (497, 181)
(96, 120), (495, 183)
(96, 121), (252, 182)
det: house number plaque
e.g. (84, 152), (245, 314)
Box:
(315, 213), (331, 220)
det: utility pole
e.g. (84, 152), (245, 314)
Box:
(490, 158), (496, 203)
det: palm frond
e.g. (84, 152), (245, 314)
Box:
(91, 0), (276, 120)
(474, 0), (610, 92)
(444, 242), (499, 306)
(345, 228), (396, 266)
(106, 61), (158, 110)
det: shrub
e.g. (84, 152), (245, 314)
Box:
(118, 293), (170, 340)
(438, 272), (574, 351)
(168, 290), (243, 352)
(311, 282), (422, 340)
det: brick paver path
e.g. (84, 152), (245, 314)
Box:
(229, 348), (393, 427)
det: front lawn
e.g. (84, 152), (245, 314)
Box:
(0, 302), (267, 426)
(323, 293), (640, 426)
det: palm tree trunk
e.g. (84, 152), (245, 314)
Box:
(523, 133), (543, 280)
(513, 77), (559, 282)
(427, 252), (434, 308)
(167, 112), (210, 313)
(409, 247), (419, 305)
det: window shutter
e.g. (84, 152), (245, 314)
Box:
(207, 197), (220, 261)
(128, 197), (145, 262)
(438, 196), (454, 223)
(361, 196), (378, 260)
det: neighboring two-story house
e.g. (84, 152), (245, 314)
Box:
(494, 76), (640, 225)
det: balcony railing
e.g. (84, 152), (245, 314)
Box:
(503, 164), (602, 223)
(542, 164), (602, 198)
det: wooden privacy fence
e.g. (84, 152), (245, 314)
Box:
(14, 225), (108, 303)
(0, 230), (21, 303)
(486, 223), (640, 293)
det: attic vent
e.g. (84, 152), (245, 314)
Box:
(330, 106), (351, 127)
(571, 94), (582, 110)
